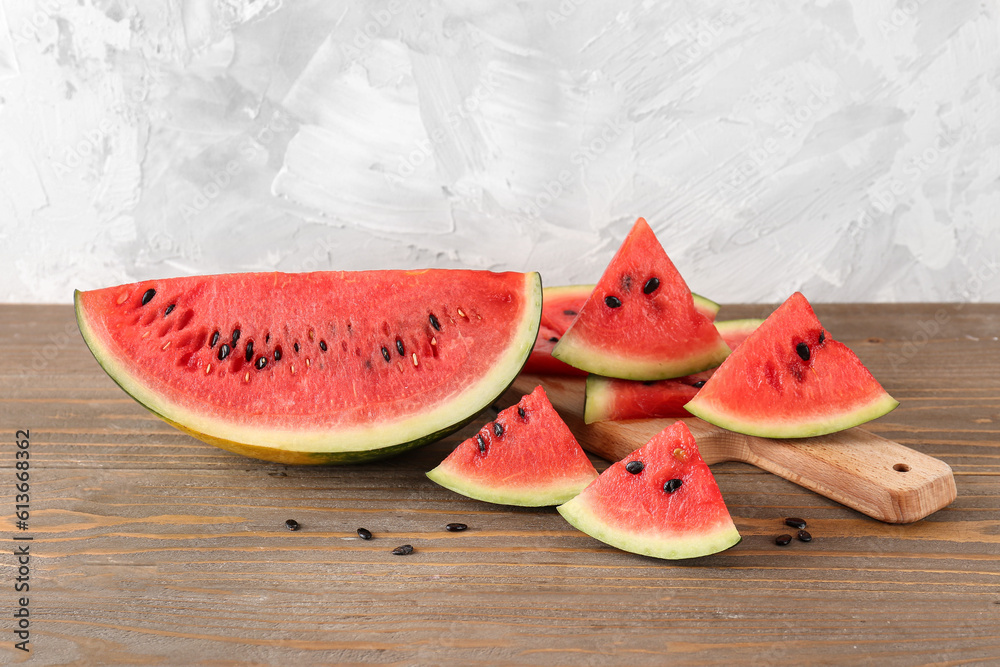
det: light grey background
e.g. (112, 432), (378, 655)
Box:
(1, 0), (997, 304)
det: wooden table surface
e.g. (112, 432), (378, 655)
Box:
(2, 302), (998, 666)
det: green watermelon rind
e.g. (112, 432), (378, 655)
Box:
(425, 463), (595, 507)
(74, 273), (544, 465)
(685, 392), (900, 440)
(553, 334), (731, 382)
(557, 494), (742, 560)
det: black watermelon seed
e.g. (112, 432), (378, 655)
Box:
(273, 346), (282, 361)
(796, 342), (810, 361)
(625, 460), (644, 474)
(294, 342), (300, 353)
(797, 530), (812, 543)
(818, 331), (826, 344)
(392, 544), (414, 556)
(663, 478), (683, 493)
(231, 329), (241, 346)
(245, 341), (254, 363)
(643, 277), (660, 294)
(357, 527), (373, 540)
(517, 407), (526, 419)
(164, 304), (175, 316)
(775, 534), (792, 546)
(255, 356), (267, 370)
(209, 331), (220, 348)
(493, 422), (504, 437)
(141, 288), (156, 305)
(476, 434), (486, 454)
(549, 337), (559, 343)
(445, 523), (468, 532)
(265, 333), (270, 344)
(319, 340), (327, 352)
(217, 343), (230, 361)
(692, 380), (706, 388)
(563, 309), (577, 316)
(604, 295), (622, 308)
(429, 313), (441, 331)
(381, 346), (391, 362)
(396, 338), (405, 356)
(284, 519), (299, 531)
(784, 517), (807, 530)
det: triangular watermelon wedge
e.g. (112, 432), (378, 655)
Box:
(426, 386), (598, 506)
(557, 420), (741, 560)
(685, 292), (899, 438)
(551, 218), (730, 381)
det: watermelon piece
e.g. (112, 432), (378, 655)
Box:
(557, 420), (741, 560)
(551, 218), (730, 381)
(75, 270), (542, 464)
(583, 318), (764, 423)
(426, 385), (598, 506)
(523, 284), (720, 376)
(685, 292), (899, 438)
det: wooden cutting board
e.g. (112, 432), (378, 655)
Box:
(511, 374), (957, 524)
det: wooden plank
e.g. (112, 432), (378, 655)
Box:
(1, 304), (999, 665)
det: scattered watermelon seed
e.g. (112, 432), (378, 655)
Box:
(476, 434), (486, 454)
(796, 342), (810, 361)
(357, 528), (373, 540)
(205, 364), (212, 374)
(643, 277), (660, 294)
(445, 523), (468, 532)
(231, 329), (241, 347)
(784, 517), (807, 530)
(217, 344), (231, 361)
(818, 331), (826, 344)
(625, 460), (644, 474)
(412, 353), (419, 367)
(141, 288), (156, 305)
(284, 519), (299, 531)
(265, 333), (270, 344)
(797, 530), (812, 542)
(244, 372), (250, 382)
(604, 295), (622, 308)
(161, 341), (170, 350)
(563, 309), (577, 316)
(457, 308), (467, 318)
(164, 304), (175, 316)
(548, 336), (559, 343)
(381, 346), (391, 362)
(274, 346), (282, 361)
(141, 331), (150, 338)
(692, 380), (706, 388)
(294, 342), (300, 353)
(319, 340), (327, 352)
(429, 313), (441, 331)
(245, 341), (254, 362)
(392, 545), (414, 556)
(255, 356), (267, 370)
(673, 448), (688, 462)
(493, 422), (503, 437)
(663, 478), (683, 493)
(517, 407), (526, 419)
(775, 534), (792, 546)
(396, 338), (405, 356)
(210, 331), (220, 348)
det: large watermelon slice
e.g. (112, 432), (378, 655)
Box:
(685, 292), (899, 438)
(551, 218), (730, 380)
(522, 284), (721, 376)
(426, 385), (598, 506)
(583, 318), (764, 423)
(75, 270), (542, 464)
(557, 420), (741, 560)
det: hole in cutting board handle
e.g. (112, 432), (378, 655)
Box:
(893, 463), (911, 472)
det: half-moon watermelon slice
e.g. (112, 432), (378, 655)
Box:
(426, 385), (598, 506)
(583, 318), (764, 423)
(685, 292), (899, 438)
(551, 218), (730, 381)
(75, 270), (542, 464)
(557, 420), (741, 560)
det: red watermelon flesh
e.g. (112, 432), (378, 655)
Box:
(75, 270), (542, 464)
(426, 385), (598, 506)
(583, 318), (763, 423)
(557, 420), (741, 560)
(685, 292), (899, 438)
(551, 218), (730, 381)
